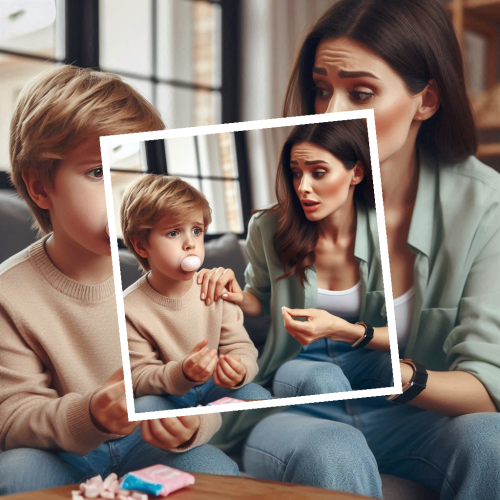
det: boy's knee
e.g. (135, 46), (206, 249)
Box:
(297, 363), (350, 395)
(0, 449), (62, 495)
(134, 395), (178, 413)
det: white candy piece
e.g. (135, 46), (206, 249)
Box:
(180, 255), (201, 272)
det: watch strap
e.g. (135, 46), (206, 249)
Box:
(388, 359), (428, 404)
(351, 322), (374, 349)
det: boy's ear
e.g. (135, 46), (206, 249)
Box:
(21, 168), (52, 210)
(351, 163), (365, 186)
(414, 79), (440, 122)
(129, 235), (149, 259)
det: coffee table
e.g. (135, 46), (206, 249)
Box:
(3, 473), (372, 499)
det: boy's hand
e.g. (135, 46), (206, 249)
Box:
(182, 339), (218, 383)
(197, 267), (244, 306)
(141, 415), (200, 450)
(213, 354), (246, 388)
(90, 367), (139, 436)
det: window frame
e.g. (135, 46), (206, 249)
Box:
(1, 0), (252, 240)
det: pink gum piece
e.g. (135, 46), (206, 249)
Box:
(100, 491), (115, 499)
(109, 480), (121, 493)
(102, 473), (118, 490)
(131, 493), (148, 500)
(117, 489), (131, 497)
(81, 483), (100, 498)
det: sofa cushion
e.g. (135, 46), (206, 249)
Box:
(0, 190), (39, 264)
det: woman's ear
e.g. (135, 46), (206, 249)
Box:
(414, 79), (440, 121)
(130, 235), (149, 259)
(21, 168), (52, 210)
(351, 163), (365, 186)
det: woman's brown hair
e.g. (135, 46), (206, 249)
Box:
(261, 119), (372, 287)
(283, 0), (477, 163)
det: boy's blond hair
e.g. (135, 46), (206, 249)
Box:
(10, 65), (165, 234)
(121, 175), (212, 272)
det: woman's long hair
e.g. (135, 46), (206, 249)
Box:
(260, 119), (372, 287)
(283, 0), (477, 163)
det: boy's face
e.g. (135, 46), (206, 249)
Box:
(48, 137), (110, 256)
(145, 210), (206, 282)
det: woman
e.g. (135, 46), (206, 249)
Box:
(205, 1), (500, 498)
(215, 119), (394, 400)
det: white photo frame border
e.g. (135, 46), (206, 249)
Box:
(100, 109), (401, 421)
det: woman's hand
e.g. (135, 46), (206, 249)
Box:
(141, 415), (200, 450)
(282, 306), (350, 346)
(197, 268), (244, 306)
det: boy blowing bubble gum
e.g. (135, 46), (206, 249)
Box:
(121, 175), (271, 415)
(0, 66), (238, 496)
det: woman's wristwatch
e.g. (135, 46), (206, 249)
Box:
(351, 321), (374, 348)
(386, 358), (428, 404)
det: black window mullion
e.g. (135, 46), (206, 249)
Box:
(65, 0), (99, 68)
(220, 0), (240, 124)
(233, 131), (252, 237)
(145, 140), (168, 175)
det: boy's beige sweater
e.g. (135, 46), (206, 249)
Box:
(124, 274), (259, 400)
(0, 237), (218, 455)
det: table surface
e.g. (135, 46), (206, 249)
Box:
(4, 473), (372, 499)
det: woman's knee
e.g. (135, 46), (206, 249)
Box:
(235, 383), (272, 400)
(446, 413), (500, 463)
(296, 363), (351, 396)
(182, 445), (240, 476)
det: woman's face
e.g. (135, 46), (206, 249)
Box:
(312, 37), (423, 163)
(290, 141), (361, 222)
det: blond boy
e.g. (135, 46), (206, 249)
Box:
(0, 66), (237, 495)
(121, 175), (271, 412)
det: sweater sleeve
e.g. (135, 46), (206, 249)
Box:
(218, 300), (259, 388)
(244, 214), (272, 316)
(169, 413), (222, 453)
(0, 298), (121, 454)
(127, 315), (198, 398)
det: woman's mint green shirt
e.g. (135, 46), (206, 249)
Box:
(212, 150), (500, 453)
(245, 199), (385, 389)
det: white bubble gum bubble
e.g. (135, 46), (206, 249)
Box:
(180, 255), (201, 272)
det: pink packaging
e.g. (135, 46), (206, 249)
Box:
(207, 397), (245, 406)
(120, 465), (195, 497)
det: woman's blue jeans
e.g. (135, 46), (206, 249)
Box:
(244, 339), (500, 499)
(0, 396), (239, 495)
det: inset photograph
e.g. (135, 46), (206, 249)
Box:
(101, 112), (399, 420)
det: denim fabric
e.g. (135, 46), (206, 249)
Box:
(244, 343), (500, 499)
(273, 338), (394, 398)
(0, 397), (239, 495)
(135, 378), (272, 412)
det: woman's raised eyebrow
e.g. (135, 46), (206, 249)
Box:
(312, 66), (327, 75)
(290, 160), (329, 165)
(338, 70), (379, 80)
(313, 66), (379, 80)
